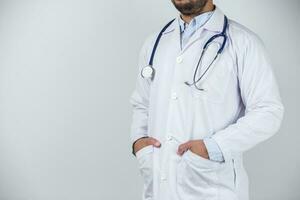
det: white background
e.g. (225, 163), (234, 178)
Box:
(0, 0), (299, 199)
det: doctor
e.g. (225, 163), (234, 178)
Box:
(129, 0), (284, 200)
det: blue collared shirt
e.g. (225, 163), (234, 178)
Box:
(179, 11), (213, 49)
(178, 11), (225, 162)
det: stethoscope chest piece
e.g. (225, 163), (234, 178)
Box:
(141, 65), (155, 79)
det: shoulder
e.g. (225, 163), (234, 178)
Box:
(227, 19), (266, 52)
(137, 32), (158, 64)
(140, 18), (177, 56)
(227, 19), (272, 73)
(141, 32), (158, 53)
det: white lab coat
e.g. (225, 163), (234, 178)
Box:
(130, 7), (284, 200)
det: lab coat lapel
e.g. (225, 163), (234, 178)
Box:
(167, 16), (182, 55)
(180, 7), (226, 54)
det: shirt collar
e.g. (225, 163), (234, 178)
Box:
(202, 6), (226, 33)
(176, 6), (225, 34)
(162, 6), (226, 36)
(179, 10), (214, 33)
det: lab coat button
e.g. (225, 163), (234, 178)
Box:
(166, 135), (173, 141)
(171, 92), (178, 100)
(160, 175), (167, 181)
(176, 56), (183, 64)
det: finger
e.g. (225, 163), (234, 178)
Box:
(177, 145), (187, 156)
(146, 137), (161, 147)
(177, 141), (192, 156)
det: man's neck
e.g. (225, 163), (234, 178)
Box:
(180, 3), (215, 24)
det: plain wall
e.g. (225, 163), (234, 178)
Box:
(0, 0), (299, 200)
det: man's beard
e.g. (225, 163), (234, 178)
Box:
(171, 0), (209, 15)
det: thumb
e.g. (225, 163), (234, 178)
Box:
(147, 137), (161, 148)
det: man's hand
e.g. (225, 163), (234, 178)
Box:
(177, 140), (209, 159)
(133, 137), (161, 155)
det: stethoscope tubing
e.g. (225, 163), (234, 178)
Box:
(148, 19), (176, 67)
(185, 16), (228, 90)
(143, 15), (229, 91)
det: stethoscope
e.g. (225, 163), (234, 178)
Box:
(141, 15), (228, 91)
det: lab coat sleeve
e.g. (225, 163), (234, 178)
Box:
(211, 34), (284, 161)
(129, 35), (154, 144)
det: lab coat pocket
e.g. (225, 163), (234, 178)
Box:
(214, 158), (238, 200)
(184, 150), (222, 169)
(136, 145), (154, 200)
(176, 150), (238, 200)
(190, 64), (232, 104)
(176, 150), (221, 200)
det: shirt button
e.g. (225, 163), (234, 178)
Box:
(171, 92), (178, 100)
(176, 56), (183, 64)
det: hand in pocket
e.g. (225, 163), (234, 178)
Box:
(177, 139), (209, 159)
(133, 137), (161, 155)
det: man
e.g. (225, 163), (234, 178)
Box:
(129, 0), (284, 200)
